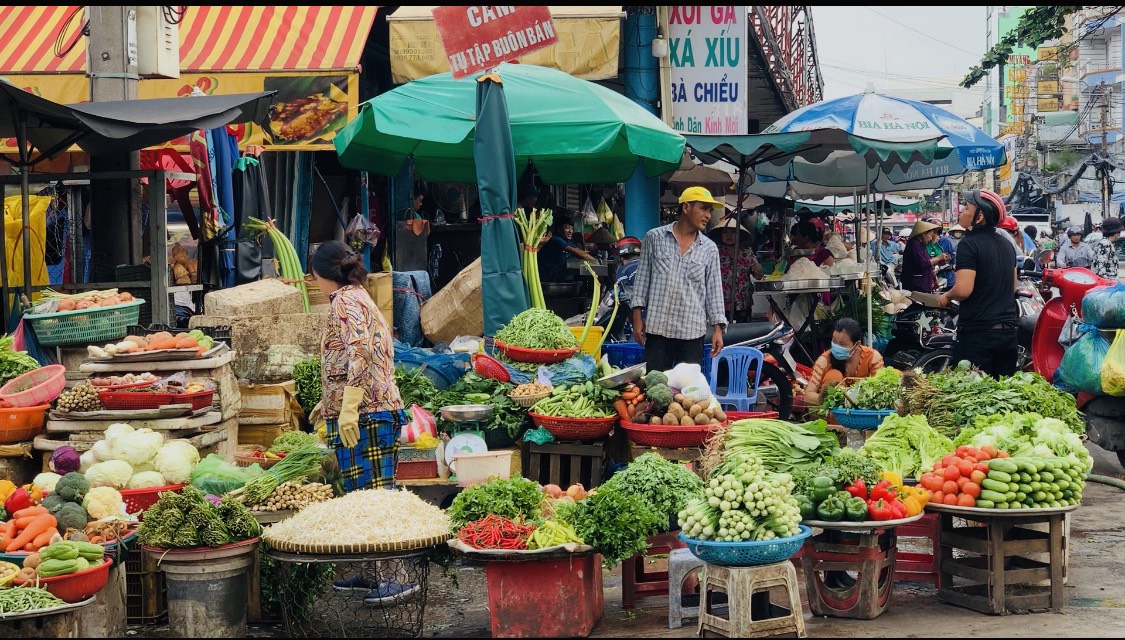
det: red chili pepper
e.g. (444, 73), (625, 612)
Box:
(458, 515), (533, 550)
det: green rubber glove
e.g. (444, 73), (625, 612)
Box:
(338, 387), (365, 449)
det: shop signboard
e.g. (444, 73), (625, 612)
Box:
(431, 6), (559, 80)
(668, 5), (748, 136)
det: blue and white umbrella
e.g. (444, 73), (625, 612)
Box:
(755, 90), (1005, 190)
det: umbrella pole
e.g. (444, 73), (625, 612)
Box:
(728, 164), (747, 323)
(866, 183), (874, 343)
(18, 115), (32, 304)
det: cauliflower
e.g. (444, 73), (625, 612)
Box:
(85, 460), (134, 489)
(32, 472), (62, 493)
(82, 486), (126, 520)
(153, 440), (200, 484)
(132, 462), (157, 474)
(104, 423), (135, 441)
(126, 471), (168, 489)
(108, 427), (164, 466)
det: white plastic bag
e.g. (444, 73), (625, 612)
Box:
(681, 383), (713, 404)
(666, 363), (708, 392)
(449, 335), (484, 353)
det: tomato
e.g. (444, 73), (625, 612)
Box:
(943, 466), (961, 481)
(973, 463), (989, 473)
(931, 491), (945, 504)
(943, 493), (961, 505)
(956, 476), (970, 489)
(942, 480), (959, 495)
(956, 459), (975, 477)
(996, 450), (1009, 458)
(956, 446), (971, 456)
(976, 451), (991, 461)
(969, 470), (987, 484)
(961, 482), (981, 498)
(933, 461), (943, 471)
(957, 493), (976, 507)
(981, 444), (998, 457)
(919, 473), (934, 491)
(941, 455), (960, 468)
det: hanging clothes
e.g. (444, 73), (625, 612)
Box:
(211, 128), (239, 288)
(232, 155), (270, 284)
(190, 131), (221, 288)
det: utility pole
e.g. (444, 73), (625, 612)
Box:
(86, 6), (141, 279)
(1099, 82), (1110, 222)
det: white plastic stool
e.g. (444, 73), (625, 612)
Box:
(698, 560), (806, 638)
(667, 548), (705, 629)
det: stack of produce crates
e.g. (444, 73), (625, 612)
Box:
(125, 541), (167, 624)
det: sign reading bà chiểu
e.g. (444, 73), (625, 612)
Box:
(431, 6), (559, 80)
(668, 5), (748, 136)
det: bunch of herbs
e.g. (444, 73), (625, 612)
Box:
(447, 477), (544, 531)
(600, 453), (704, 524)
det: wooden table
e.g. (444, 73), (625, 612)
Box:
(927, 503), (1075, 615)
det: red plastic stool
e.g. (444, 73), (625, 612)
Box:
(893, 512), (941, 588)
(621, 531), (688, 609)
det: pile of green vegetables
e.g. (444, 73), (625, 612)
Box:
(395, 365), (442, 410)
(495, 308), (578, 351)
(846, 367), (903, 410)
(530, 382), (619, 419)
(711, 418), (840, 476)
(137, 485), (261, 548)
(563, 486), (663, 568)
(858, 414), (954, 479)
(902, 369), (1083, 438)
(599, 453), (704, 526)
(679, 453), (803, 542)
(267, 430), (321, 454)
(0, 587), (66, 615)
(954, 412), (1093, 473)
(447, 477), (544, 531)
(792, 448), (882, 498)
(0, 334), (39, 387)
(292, 358), (321, 417)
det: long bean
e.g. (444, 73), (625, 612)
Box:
(495, 308), (577, 350)
(0, 587), (66, 615)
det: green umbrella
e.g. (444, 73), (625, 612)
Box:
(335, 62), (685, 184)
(475, 73), (530, 334)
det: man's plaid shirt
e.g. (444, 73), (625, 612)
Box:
(632, 223), (728, 340)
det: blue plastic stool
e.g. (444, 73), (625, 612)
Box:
(708, 346), (765, 412)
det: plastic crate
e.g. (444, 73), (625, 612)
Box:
(125, 543), (168, 625)
(829, 408), (896, 430)
(604, 342), (712, 378)
(395, 459), (438, 480)
(98, 389), (215, 412)
(679, 526), (812, 567)
(24, 299), (145, 346)
(120, 483), (186, 518)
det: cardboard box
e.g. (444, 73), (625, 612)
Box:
(238, 423), (294, 450)
(190, 313), (327, 382)
(365, 272), (394, 324)
(238, 381), (299, 425)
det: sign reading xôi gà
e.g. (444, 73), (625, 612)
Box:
(668, 5), (748, 136)
(431, 6), (559, 80)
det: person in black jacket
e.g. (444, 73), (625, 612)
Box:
(937, 189), (1018, 376)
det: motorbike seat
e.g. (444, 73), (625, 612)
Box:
(723, 321), (781, 345)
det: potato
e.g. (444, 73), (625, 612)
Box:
(680, 415), (695, 426)
(694, 413), (710, 425)
(650, 416), (663, 425)
(688, 404), (702, 418)
(673, 393), (687, 405)
(714, 409), (728, 422)
(669, 401), (685, 416)
(703, 407), (715, 419)
(662, 413), (678, 426)
(23, 552), (40, 570)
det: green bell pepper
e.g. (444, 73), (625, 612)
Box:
(795, 494), (816, 521)
(845, 496), (869, 521)
(815, 494), (845, 522)
(810, 476), (836, 503)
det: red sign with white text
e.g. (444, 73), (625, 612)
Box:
(431, 6), (558, 79)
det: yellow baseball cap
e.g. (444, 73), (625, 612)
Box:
(678, 186), (723, 207)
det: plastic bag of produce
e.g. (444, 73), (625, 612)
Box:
(401, 405), (437, 443)
(1101, 330), (1125, 396)
(667, 363), (707, 391)
(522, 426), (555, 445)
(190, 454), (264, 496)
(1082, 283), (1125, 329)
(1055, 324), (1110, 394)
(536, 354), (595, 387)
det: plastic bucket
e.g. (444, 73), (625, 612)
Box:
(146, 540), (256, 638)
(451, 450), (513, 487)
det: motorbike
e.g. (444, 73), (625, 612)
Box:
(1030, 266), (1125, 468)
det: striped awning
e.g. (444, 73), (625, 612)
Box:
(0, 6), (379, 74)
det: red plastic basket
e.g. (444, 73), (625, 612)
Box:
(0, 365), (66, 407)
(619, 420), (718, 448)
(120, 483), (186, 518)
(98, 389), (215, 411)
(494, 340), (578, 364)
(473, 353), (511, 382)
(528, 412), (616, 442)
(723, 411), (781, 421)
(15, 557), (111, 602)
(395, 459), (438, 480)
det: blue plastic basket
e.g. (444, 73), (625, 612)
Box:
(830, 407), (897, 430)
(679, 525), (812, 567)
(604, 342), (713, 379)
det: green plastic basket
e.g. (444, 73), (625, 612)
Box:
(24, 299), (145, 346)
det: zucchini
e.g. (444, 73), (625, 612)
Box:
(987, 470), (1012, 483)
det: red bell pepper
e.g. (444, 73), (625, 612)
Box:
(866, 498), (895, 521)
(886, 498), (907, 520)
(869, 480), (896, 502)
(3, 487), (31, 515)
(844, 478), (867, 499)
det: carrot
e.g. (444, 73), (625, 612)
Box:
(88, 535), (103, 545)
(29, 527), (57, 550)
(614, 399), (630, 421)
(631, 393), (645, 405)
(13, 515), (45, 529)
(6, 514), (56, 552)
(2, 520), (15, 538)
(621, 390), (638, 401)
(12, 506), (47, 519)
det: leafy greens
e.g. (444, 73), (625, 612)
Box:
(858, 414), (954, 479)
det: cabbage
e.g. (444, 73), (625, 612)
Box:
(104, 423), (135, 441)
(49, 447), (81, 474)
(90, 439), (113, 462)
(79, 449), (96, 473)
(108, 427), (164, 466)
(32, 472), (62, 493)
(126, 471), (168, 489)
(132, 462), (156, 474)
(85, 460), (134, 489)
(153, 440), (200, 484)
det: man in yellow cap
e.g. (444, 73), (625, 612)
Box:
(631, 186), (728, 371)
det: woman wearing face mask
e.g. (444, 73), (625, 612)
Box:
(803, 318), (885, 406)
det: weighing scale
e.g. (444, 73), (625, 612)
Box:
(439, 403), (494, 480)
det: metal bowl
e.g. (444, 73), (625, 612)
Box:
(440, 404), (495, 422)
(597, 362), (647, 388)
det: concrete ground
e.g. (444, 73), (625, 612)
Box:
(132, 443), (1125, 638)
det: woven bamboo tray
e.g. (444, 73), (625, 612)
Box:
(261, 533), (452, 555)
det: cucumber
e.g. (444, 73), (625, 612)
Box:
(1015, 492), (1027, 502)
(995, 502), (1009, 509)
(1056, 479), (1070, 490)
(980, 489), (1008, 503)
(973, 499), (995, 508)
(1017, 483), (1033, 494)
(981, 478), (1010, 493)
(1034, 491), (1047, 502)
(1039, 472), (1054, 483)
(989, 459), (1018, 474)
(1005, 492), (1018, 502)
(1008, 482), (1020, 492)
(1019, 472), (1033, 483)
(1031, 473), (1041, 482)
(987, 470), (1013, 483)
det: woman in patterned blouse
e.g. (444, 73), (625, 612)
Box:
(1091, 217), (1122, 281)
(311, 241), (407, 493)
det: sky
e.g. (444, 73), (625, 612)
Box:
(810, 6), (989, 113)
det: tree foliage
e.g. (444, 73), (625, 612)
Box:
(960, 6), (1083, 89)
